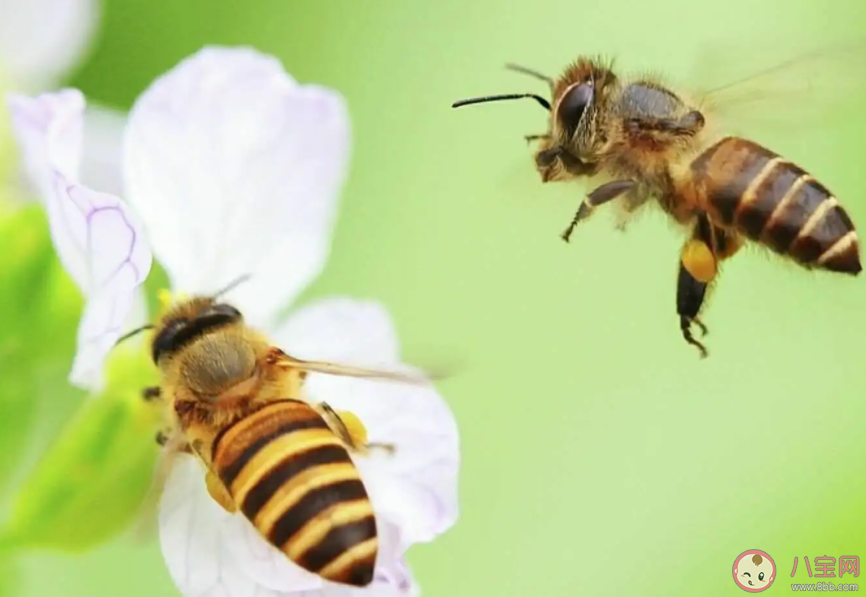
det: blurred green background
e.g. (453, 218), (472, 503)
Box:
(3, 0), (866, 596)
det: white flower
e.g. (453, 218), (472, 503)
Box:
(6, 87), (152, 390)
(1, 0), (127, 199)
(7, 46), (460, 597)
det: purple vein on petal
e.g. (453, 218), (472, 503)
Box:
(57, 176), (145, 291)
(51, 176), (149, 351)
(85, 206), (142, 286)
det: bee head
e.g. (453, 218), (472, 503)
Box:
(151, 299), (244, 365)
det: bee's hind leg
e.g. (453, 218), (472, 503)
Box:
(677, 215), (718, 358)
(677, 262), (710, 359)
(317, 402), (396, 456)
(676, 213), (745, 357)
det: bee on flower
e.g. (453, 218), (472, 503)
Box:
(7, 46), (460, 597)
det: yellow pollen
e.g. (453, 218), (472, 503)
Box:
(335, 409), (369, 447)
(157, 288), (187, 317)
(681, 238), (717, 283)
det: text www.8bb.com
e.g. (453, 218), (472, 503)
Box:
(791, 583), (859, 591)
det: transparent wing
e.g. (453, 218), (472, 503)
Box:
(271, 351), (451, 388)
(681, 37), (866, 137)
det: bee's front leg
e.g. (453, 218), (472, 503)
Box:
(142, 386), (162, 401)
(561, 180), (637, 242)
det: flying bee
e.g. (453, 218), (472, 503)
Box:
(121, 279), (435, 587)
(452, 47), (866, 357)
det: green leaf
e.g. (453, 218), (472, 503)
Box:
(0, 206), (85, 493)
(0, 343), (163, 553)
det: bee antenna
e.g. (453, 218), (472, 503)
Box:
(114, 324), (155, 347)
(505, 63), (555, 88)
(212, 274), (252, 299)
(451, 93), (551, 111)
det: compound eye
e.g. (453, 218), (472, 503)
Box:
(203, 303), (243, 319)
(557, 83), (593, 136)
(152, 318), (189, 363)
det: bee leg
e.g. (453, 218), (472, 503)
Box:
(676, 213), (746, 356)
(205, 471), (237, 513)
(677, 213), (721, 357)
(525, 134), (549, 143)
(155, 430), (169, 446)
(155, 429), (192, 452)
(677, 262), (710, 358)
(364, 442), (397, 455)
(317, 402), (359, 448)
(142, 386), (161, 401)
(561, 180), (637, 242)
(317, 402), (396, 456)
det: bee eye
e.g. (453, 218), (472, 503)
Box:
(758, 572), (764, 581)
(151, 304), (242, 364)
(205, 303), (243, 319)
(152, 318), (190, 364)
(557, 83), (593, 136)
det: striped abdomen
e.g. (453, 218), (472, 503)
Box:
(212, 400), (377, 587)
(690, 137), (861, 274)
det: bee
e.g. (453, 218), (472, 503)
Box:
(451, 49), (865, 357)
(124, 280), (431, 587)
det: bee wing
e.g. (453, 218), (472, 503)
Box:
(273, 352), (454, 386)
(683, 38), (866, 137)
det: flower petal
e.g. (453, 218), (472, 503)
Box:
(7, 90), (152, 389)
(79, 103), (127, 197)
(50, 178), (152, 388)
(123, 46), (350, 325)
(0, 0), (100, 91)
(160, 455), (249, 597)
(272, 298), (399, 366)
(69, 284), (148, 390)
(160, 455), (418, 597)
(273, 298), (460, 547)
(7, 89), (84, 205)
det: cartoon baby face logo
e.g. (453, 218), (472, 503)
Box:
(733, 549), (776, 592)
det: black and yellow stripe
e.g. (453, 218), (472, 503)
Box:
(691, 137), (861, 275)
(212, 400), (377, 587)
